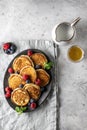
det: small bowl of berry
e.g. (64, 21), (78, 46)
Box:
(3, 42), (17, 55)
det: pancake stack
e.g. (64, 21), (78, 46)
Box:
(7, 51), (51, 108)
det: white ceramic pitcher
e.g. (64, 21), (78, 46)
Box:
(52, 17), (81, 45)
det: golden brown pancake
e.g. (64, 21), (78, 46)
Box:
(11, 88), (30, 106)
(36, 69), (50, 87)
(8, 74), (25, 90)
(13, 55), (34, 72)
(20, 66), (37, 83)
(30, 53), (48, 68)
(24, 83), (41, 100)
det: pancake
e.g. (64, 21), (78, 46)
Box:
(36, 69), (50, 87)
(20, 66), (37, 83)
(24, 83), (41, 100)
(8, 74), (25, 90)
(30, 53), (48, 68)
(13, 55), (34, 72)
(11, 88), (30, 106)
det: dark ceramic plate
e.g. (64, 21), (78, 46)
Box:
(3, 49), (53, 112)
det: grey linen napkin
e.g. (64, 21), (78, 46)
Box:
(0, 40), (58, 130)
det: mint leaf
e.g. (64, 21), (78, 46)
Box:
(45, 65), (51, 70)
(20, 106), (27, 112)
(48, 62), (53, 66)
(15, 107), (20, 112)
(44, 62), (53, 70)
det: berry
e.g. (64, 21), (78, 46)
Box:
(30, 102), (37, 109)
(19, 84), (24, 88)
(6, 44), (16, 54)
(27, 50), (33, 56)
(8, 68), (14, 73)
(41, 87), (47, 93)
(6, 90), (11, 94)
(5, 87), (11, 92)
(35, 65), (42, 69)
(28, 102), (31, 106)
(22, 75), (29, 81)
(5, 93), (11, 98)
(35, 78), (41, 85)
(8, 49), (14, 54)
(30, 99), (35, 103)
(26, 79), (31, 83)
(3, 43), (10, 50)
(10, 44), (16, 50)
(4, 48), (14, 55)
(10, 44), (16, 54)
(4, 49), (10, 54)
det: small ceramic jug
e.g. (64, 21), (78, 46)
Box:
(52, 17), (81, 45)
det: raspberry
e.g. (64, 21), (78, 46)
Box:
(5, 87), (11, 92)
(27, 50), (33, 56)
(3, 43), (10, 50)
(5, 93), (11, 98)
(22, 75), (29, 80)
(8, 68), (14, 73)
(35, 78), (41, 85)
(6, 90), (11, 94)
(30, 102), (37, 109)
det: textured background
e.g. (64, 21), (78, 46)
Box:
(0, 0), (87, 130)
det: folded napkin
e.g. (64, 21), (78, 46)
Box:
(0, 40), (58, 130)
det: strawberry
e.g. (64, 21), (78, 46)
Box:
(3, 43), (10, 50)
(22, 74), (29, 81)
(8, 68), (14, 73)
(30, 102), (37, 109)
(27, 50), (33, 56)
(35, 78), (41, 85)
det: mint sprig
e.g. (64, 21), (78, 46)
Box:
(44, 62), (53, 70)
(15, 106), (27, 114)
